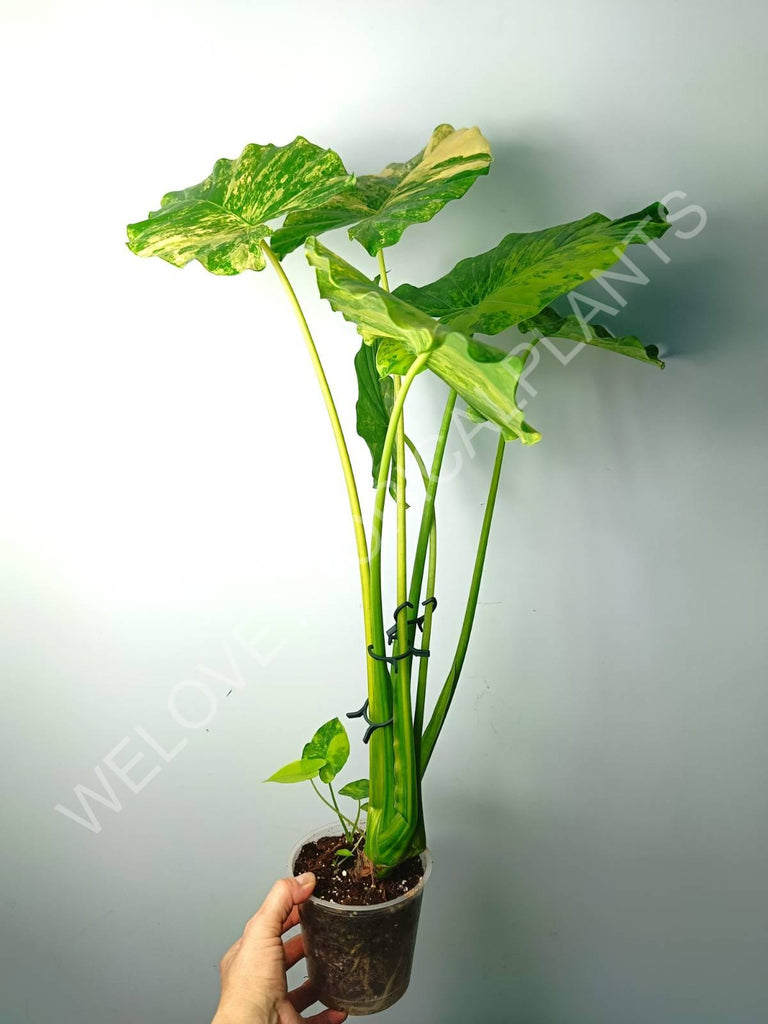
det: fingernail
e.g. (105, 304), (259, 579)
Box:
(296, 871), (315, 887)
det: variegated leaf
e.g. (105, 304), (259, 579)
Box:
(305, 237), (540, 444)
(305, 236), (457, 352)
(376, 333), (540, 445)
(393, 203), (670, 335)
(519, 306), (664, 368)
(270, 125), (492, 258)
(302, 717), (350, 784)
(126, 137), (355, 275)
(265, 758), (327, 784)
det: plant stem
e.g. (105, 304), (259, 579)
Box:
(402, 436), (437, 749)
(366, 352), (430, 868)
(376, 250), (390, 292)
(311, 778), (356, 835)
(328, 782), (353, 842)
(402, 435), (436, 858)
(420, 431), (507, 776)
(407, 391), (457, 639)
(260, 241), (373, 653)
(310, 779), (355, 833)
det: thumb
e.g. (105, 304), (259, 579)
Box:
(248, 873), (316, 938)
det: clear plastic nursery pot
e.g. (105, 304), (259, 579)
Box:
(289, 823), (432, 1016)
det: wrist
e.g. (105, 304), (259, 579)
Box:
(212, 996), (273, 1024)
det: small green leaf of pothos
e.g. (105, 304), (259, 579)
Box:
(302, 717), (350, 783)
(270, 125), (492, 258)
(338, 778), (370, 801)
(265, 757), (327, 784)
(306, 237), (540, 444)
(519, 306), (665, 368)
(126, 137), (355, 275)
(392, 203), (670, 335)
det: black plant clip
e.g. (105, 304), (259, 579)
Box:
(386, 597), (438, 645)
(367, 644), (415, 672)
(346, 698), (393, 745)
(386, 601), (414, 646)
(348, 598), (438, 745)
(419, 595), (438, 628)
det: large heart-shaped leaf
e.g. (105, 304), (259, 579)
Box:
(305, 237), (540, 444)
(302, 718), (350, 784)
(305, 236), (459, 352)
(376, 333), (540, 444)
(392, 203), (670, 335)
(270, 125), (492, 258)
(126, 137), (355, 275)
(519, 306), (665, 368)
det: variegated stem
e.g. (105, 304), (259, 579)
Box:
(402, 437), (437, 751)
(420, 431), (506, 775)
(260, 241), (374, 668)
(403, 434), (436, 858)
(406, 390), (457, 655)
(365, 351), (430, 869)
(376, 249), (390, 292)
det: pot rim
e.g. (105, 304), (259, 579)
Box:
(288, 820), (432, 913)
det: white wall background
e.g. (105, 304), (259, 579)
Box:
(2, 1), (767, 1022)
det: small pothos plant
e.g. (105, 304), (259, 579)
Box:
(127, 125), (668, 876)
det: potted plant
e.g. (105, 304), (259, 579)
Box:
(126, 124), (669, 1015)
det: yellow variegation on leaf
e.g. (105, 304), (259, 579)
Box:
(270, 125), (492, 258)
(393, 203), (671, 336)
(305, 237), (540, 444)
(126, 136), (355, 275)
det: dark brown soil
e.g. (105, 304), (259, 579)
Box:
(293, 832), (424, 906)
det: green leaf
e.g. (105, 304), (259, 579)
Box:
(519, 306), (665, 368)
(126, 136), (355, 275)
(306, 237), (540, 444)
(360, 802), (370, 812)
(354, 341), (402, 497)
(338, 778), (370, 801)
(392, 203), (670, 335)
(270, 124), (491, 258)
(414, 334), (541, 443)
(306, 236), (458, 351)
(302, 718), (350, 784)
(334, 848), (354, 860)
(265, 757), (327, 784)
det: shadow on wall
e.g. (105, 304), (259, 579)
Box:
(413, 794), (557, 1024)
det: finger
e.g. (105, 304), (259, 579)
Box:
(281, 905), (301, 935)
(283, 932), (305, 969)
(288, 979), (318, 1013)
(248, 874), (316, 939)
(303, 1009), (348, 1024)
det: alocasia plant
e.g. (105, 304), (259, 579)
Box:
(127, 124), (669, 874)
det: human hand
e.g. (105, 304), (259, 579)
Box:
(212, 872), (347, 1024)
